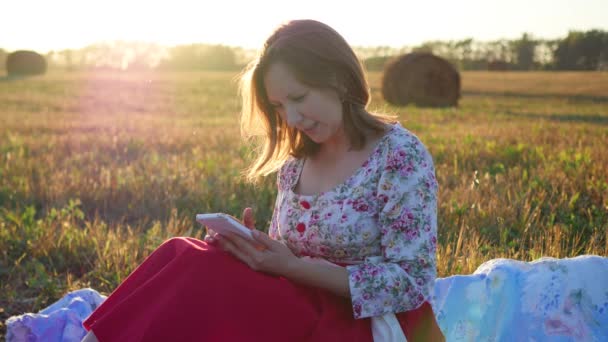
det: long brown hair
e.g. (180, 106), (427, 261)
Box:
(239, 19), (393, 182)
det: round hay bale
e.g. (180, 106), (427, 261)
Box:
(6, 50), (47, 76)
(487, 60), (509, 71)
(381, 53), (460, 107)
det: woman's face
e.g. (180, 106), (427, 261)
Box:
(263, 61), (344, 145)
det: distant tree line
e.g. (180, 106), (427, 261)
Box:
(1, 29), (606, 72)
(0, 42), (253, 72)
(360, 30), (608, 71)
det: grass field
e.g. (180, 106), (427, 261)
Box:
(1, 70), (607, 334)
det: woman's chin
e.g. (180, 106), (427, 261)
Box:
(306, 134), (323, 143)
(303, 130), (327, 144)
(301, 128), (321, 143)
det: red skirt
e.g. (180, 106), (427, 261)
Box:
(84, 237), (442, 341)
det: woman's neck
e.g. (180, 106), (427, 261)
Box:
(315, 127), (352, 161)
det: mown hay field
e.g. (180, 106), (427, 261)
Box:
(1, 70), (607, 332)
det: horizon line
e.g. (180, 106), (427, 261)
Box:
(4, 27), (607, 54)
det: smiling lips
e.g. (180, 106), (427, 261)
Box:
(301, 122), (318, 134)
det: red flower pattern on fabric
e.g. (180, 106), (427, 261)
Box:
(300, 200), (311, 209)
(296, 222), (306, 233)
(268, 123), (438, 320)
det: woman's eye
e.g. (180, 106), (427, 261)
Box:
(293, 94), (307, 102)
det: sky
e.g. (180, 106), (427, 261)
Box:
(3, 0), (607, 53)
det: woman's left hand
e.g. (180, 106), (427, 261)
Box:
(218, 208), (298, 276)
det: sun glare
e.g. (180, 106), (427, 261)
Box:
(2, 0), (607, 52)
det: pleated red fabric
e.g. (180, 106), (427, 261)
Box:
(83, 237), (441, 341)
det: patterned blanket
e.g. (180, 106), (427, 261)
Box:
(434, 255), (608, 341)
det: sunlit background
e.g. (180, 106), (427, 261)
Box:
(3, 0), (608, 52)
(2, 0), (608, 338)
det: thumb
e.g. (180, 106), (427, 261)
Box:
(242, 207), (255, 229)
(252, 230), (274, 248)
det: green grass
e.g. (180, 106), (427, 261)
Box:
(1, 70), (607, 335)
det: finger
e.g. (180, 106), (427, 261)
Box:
(204, 232), (221, 243)
(219, 236), (256, 268)
(241, 209), (265, 249)
(216, 235), (235, 252)
(206, 227), (216, 237)
(226, 232), (263, 257)
(251, 230), (275, 249)
(242, 207), (255, 229)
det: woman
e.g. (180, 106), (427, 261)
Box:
(83, 19), (444, 341)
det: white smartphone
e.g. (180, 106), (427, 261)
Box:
(196, 213), (254, 241)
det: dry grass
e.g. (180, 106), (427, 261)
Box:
(1, 70), (607, 335)
(458, 71), (608, 98)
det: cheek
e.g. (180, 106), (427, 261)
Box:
(325, 101), (343, 125)
(322, 93), (343, 122)
(312, 97), (342, 123)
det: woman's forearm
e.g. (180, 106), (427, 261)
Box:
(282, 257), (351, 298)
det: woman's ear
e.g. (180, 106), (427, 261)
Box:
(340, 84), (348, 97)
(336, 83), (348, 102)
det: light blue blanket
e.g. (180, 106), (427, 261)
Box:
(434, 255), (608, 341)
(6, 255), (608, 341)
(6, 289), (106, 342)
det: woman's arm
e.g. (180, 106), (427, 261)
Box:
(345, 135), (439, 319)
(207, 206), (351, 297)
(283, 256), (351, 297)
(215, 229), (351, 298)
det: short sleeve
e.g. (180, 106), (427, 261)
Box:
(346, 134), (438, 319)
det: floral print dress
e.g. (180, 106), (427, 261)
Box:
(269, 122), (439, 320)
